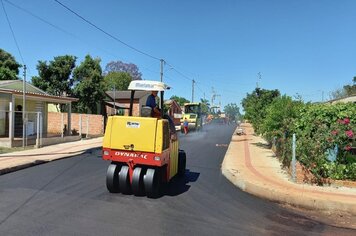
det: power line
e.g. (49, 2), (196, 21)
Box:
(164, 62), (208, 101)
(4, 0), (208, 95)
(196, 84), (204, 92)
(193, 83), (205, 97)
(54, 0), (194, 84)
(4, 0), (160, 78)
(4, 0), (75, 39)
(54, 0), (161, 61)
(1, 0), (25, 65)
(194, 80), (212, 90)
(165, 61), (193, 82)
(9, 0), (200, 87)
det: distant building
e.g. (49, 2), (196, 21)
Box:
(326, 95), (356, 104)
(105, 90), (150, 116)
(0, 80), (77, 147)
(164, 99), (182, 126)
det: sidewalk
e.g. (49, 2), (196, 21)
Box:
(222, 123), (356, 226)
(0, 137), (103, 175)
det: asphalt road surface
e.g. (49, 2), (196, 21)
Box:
(0, 122), (354, 235)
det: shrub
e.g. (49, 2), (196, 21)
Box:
(260, 95), (304, 166)
(293, 103), (355, 180)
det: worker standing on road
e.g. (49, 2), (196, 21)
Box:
(183, 118), (189, 135)
(146, 91), (161, 117)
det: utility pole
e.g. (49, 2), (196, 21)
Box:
(257, 72), (262, 88)
(216, 94), (221, 110)
(113, 84), (116, 115)
(211, 87), (220, 113)
(22, 65), (26, 148)
(211, 87), (215, 108)
(160, 59), (165, 82)
(191, 79), (195, 102)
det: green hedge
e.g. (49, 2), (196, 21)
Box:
(243, 88), (356, 181)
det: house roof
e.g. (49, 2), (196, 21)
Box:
(164, 99), (174, 104)
(105, 90), (150, 100)
(164, 99), (182, 113)
(164, 99), (180, 106)
(0, 80), (47, 94)
(104, 101), (128, 109)
(0, 80), (78, 103)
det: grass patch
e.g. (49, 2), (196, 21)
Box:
(0, 146), (34, 154)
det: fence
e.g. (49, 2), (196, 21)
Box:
(0, 110), (104, 148)
(0, 110), (43, 148)
(47, 112), (104, 138)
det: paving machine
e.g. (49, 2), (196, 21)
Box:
(103, 80), (186, 197)
(180, 102), (203, 132)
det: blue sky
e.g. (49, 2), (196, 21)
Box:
(1, 0), (356, 109)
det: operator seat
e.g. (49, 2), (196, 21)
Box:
(141, 106), (152, 117)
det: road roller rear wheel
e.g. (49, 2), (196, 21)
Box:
(132, 167), (145, 195)
(144, 168), (160, 198)
(119, 165), (130, 194)
(106, 163), (120, 193)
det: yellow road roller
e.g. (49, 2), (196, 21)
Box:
(102, 80), (186, 197)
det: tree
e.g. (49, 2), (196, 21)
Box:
(261, 95), (303, 142)
(343, 83), (356, 96)
(329, 77), (356, 99)
(224, 103), (241, 121)
(0, 48), (21, 80)
(170, 95), (190, 106)
(72, 55), (106, 114)
(241, 88), (280, 134)
(329, 88), (347, 100)
(32, 55), (76, 97)
(200, 98), (210, 114)
(104, 71), (132, 91)
(104, 60), (142, 80)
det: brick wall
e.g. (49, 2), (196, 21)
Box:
(105, 100), (140, 116)
(131, 103), (140, 116)
(48, 112), (104, 135)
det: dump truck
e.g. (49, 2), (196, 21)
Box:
(103, 80), (186, 197)
(180, 102), (203, 132)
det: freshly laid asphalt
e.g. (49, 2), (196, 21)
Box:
(0, 122), (355, 235)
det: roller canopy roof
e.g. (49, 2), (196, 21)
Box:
(128, 80), (170, 91)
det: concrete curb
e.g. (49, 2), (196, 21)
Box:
(222, 164), (356, 216)
(221, 127), (356, 216)
(0, 160), (47, 175)
(0, 150), (89, 175)
(0, 137), (103, 175)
